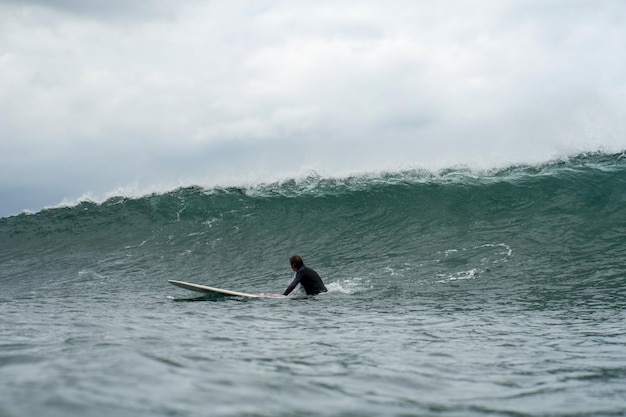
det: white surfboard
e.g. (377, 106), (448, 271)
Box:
(168, 280), (284, 299)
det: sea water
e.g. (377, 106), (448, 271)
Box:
(1, 152), (625, 417)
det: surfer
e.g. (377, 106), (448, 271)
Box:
(283, 255), (328, 296)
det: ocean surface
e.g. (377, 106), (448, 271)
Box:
(1, 152), (625, 417)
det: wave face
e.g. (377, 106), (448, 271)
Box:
(2, 152), (625, 303)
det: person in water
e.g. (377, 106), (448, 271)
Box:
(283, 255), (328, 296)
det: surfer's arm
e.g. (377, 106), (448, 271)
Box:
(283, 274), (301, 296)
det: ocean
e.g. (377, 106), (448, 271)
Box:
(1, 152), (625, 417)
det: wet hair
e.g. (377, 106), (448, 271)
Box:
(289, 255), (304, 269)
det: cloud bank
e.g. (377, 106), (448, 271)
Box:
(1, 0), (625, 215)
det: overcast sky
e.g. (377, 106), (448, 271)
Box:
(1, 0), (625, 216)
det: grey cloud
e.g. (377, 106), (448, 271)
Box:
(0, 0), (192, 21)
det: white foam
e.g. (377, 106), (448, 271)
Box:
(435, 268), (479, 283)
(327, 277), (371, 294)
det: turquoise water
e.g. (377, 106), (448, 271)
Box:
(1, 152), (625, 416)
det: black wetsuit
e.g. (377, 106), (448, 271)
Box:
(283, 266), (328, 296)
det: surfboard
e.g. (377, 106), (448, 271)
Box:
(168, 280), (284, 299)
